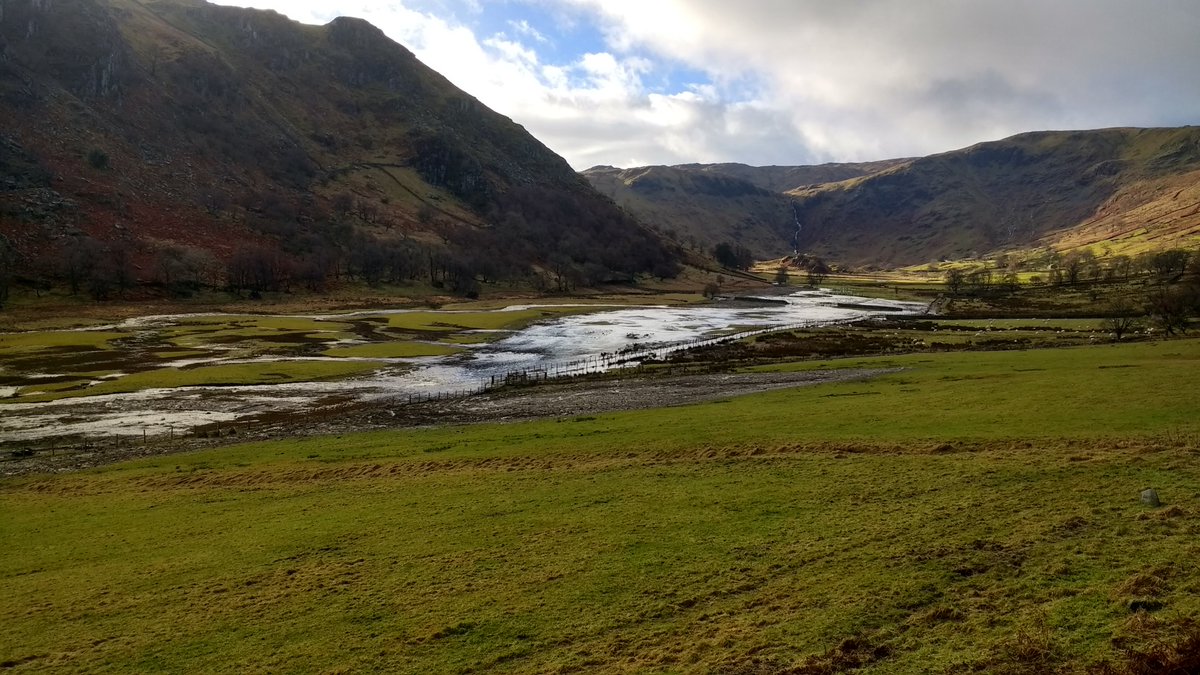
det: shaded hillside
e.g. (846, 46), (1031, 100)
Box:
(678, 160), (909, 194)
(0, 0), (676, 294)
(583, 160), (905, 259)
(787, 128), (1200, 267)
(584, 165), (797, 258)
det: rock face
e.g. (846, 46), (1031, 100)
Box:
(1140, 488), (1162, 508)
(0, 0), (676, 287)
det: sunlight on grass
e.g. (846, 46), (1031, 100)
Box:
(0, 330), (124, 355)
(323, 342), (464, 358)
(7, 360), (380, 403)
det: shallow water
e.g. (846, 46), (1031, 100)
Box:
(0, 291), (924, 443)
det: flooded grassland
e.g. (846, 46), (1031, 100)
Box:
(0, 292), (922, 446)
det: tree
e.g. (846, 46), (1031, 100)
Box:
(87, 149), (109, 170)
(1151, 249), (1190, 277)
(702, 282), (721, 299)
(1102, 298), (1141, 341)
(61, 237), (99, 295)
(712, 242), (753, 271)
(774, 265), (790, 286)
(0, 235), (14, 310)
(1061, 250), (1094, 285)
(944, 269), (966, 296)
(806, 258), (830, 287)
(1145, 286), (1192, 335)
(999, 272), (1021, 293)
(965, 268), (993, 295)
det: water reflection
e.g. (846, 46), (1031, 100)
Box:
(1, 290), (924, 442)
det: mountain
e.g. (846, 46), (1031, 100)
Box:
(674, 161), (910, 194)
(0, 0), (677, 295)
(583, 161), (899, 258)
(586, 129), (1200, 269)
(787, 127), (1200, 267)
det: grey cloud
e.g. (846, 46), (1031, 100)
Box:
(560, 0), (1200, 162)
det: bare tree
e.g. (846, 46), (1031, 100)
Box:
(1146, 286), (1193, 335)
(944, 269), (966, 296)
(1102, 298), (1141, 341)
(806, 258), (830, 287)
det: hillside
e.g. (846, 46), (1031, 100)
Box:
(586, 129), (1200, 269)
(0, 0), (677, 296)
(584, 165), (797, 258)
(787, 127), (1200, 267)
(677, 160), (910, 194)
(583, 161), (898, 258)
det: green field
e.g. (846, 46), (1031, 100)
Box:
(3, 339), (1199, 673)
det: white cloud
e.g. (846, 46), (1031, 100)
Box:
(558, 0), (1200, 161)
(210, 1), (1200, 169)
(508, 19), (549, 43)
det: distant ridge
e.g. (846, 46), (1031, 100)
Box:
(585, 128), (1200, 267)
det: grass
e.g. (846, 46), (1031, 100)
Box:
(174, 315), (353, 333)
(3, 339), (1200, 672)
(936, 318), (1106, 330)
(323, 342), (465, 359)
(9, 360), (381, 403)
(0, 330), (125, 355)
(387, 307), (594, 332)
(742, 340), (1199, 439)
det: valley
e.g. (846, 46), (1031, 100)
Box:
(2, 0), (1200, 673)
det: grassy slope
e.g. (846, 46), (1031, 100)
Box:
(3, 339), (1200, 672)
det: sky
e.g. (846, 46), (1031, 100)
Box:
(211, 0), (1200, 170)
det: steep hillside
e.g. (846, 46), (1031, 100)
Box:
(584, 165), (797, 258)
(584, 161), (901, 258)
(678, 160), (910, 194)
(787, 128), (1200, 267)
(586, 130), (1200, 270)
(0, 0), (676, 294)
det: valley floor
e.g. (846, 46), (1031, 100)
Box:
(3, 336), (1200, 673)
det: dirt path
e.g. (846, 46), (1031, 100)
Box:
(2, 368), (897, 476)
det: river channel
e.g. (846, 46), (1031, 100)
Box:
(0, 290), (924, 444)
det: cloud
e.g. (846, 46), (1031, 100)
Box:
(508, 19), (549, 44)
(211, 1), (1200, 169)
(559, 0), (1200, 159)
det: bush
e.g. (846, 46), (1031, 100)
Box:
(87, 149), (109, 170)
